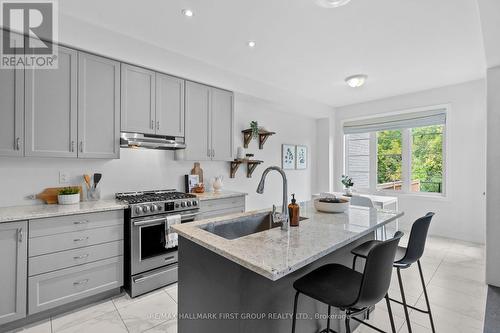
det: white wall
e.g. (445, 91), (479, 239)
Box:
(332, 80), (487, 244)
(0, 93), (316, 211)
(486, 66), (500, 286)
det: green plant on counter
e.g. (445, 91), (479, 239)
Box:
(341, 175), (354, 188)
(250, 121), (259, 138)
(58, 187), (80, 195)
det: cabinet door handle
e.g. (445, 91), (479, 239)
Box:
(151, 120), (154, 129)
(71, 141), (75, 152)
(79, 141), (83, 153)
(156, 121), (160, 130)
(73, 220), (89, 225)
(73, 279), (89, 286)
(207, 149), (211, 158)
(73, 254), (90, 260)
(15, 137), (20, 151)
(73, 237), (89, 242)
(18, 228), (23, 243)
(212, 149), (215, 158)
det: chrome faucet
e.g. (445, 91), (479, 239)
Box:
(256, 166), (289, 231)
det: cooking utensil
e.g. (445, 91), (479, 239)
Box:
(93, 173), (102, 187)
(83, 175), (91, 190)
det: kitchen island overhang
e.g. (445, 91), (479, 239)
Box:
(173, 201), (403, 333)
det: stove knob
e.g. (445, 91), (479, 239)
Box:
(192, 201), (198, 206)
(151, 204), (158, 212)
(135, 206), (143, 214)
(186, 201), (192, 207)
(156, 204), (163, 212)
(180, 202), (186, 208)
(142, 205), (150, 213)
(175, 203), (180, 208)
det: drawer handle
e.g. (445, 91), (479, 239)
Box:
(165, 256), (175, 261)
(73, 220), (89, 225)
(73, 254), (90, 260)
(73, 237), (89, 242)
(73, 279), (89, 286)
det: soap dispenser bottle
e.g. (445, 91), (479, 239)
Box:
(288, 193), (300, 227)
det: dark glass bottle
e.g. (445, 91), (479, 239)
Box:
(288, 193), (300, 227)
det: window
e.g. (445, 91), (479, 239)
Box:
(377, 130), (403, 191)
(343, 108), (446, 195)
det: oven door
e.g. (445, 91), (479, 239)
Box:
(131, 211), (198, 275)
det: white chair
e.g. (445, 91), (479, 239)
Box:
(350, 195), (375, 208)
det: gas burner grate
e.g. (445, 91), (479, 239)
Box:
(116, 190), (196, 204)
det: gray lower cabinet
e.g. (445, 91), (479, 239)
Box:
(121, 64), (156, 134)
(184, 81), (234, 161)
(27, 210), (124, 315)
(28, 257), (123, 314)
(25, 46), (78, 158)
(0, 221), (27, 325)
(197, 196), (246, 220)
(0, 64), (24, 157)
(156, 73), (185, 137)
(78, 52), (120, 159)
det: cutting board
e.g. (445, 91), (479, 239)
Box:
(37, 186), (83, 204)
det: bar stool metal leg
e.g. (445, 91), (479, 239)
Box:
(345, 311), (351, 333)
(291, 291), (299, 333)
(385, 294), (397, 333)
(417, 260), (436, 333)
(327, 305), (331, 332)
(396, 268), (412, 333)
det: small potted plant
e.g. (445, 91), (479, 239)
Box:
(58, 187), (81, 205)
(341, 175), (354, 196)
(250, 121), (260, 138)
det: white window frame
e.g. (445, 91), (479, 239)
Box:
(342, 104), (450, 198)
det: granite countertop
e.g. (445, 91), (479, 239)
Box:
(194, 191), (247, 201)
(173, 201), (403, 281)
(0, 200), (129, 223)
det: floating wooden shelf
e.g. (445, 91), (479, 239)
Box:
(242, 129), (276, 149)
(230, 159), (263, 178)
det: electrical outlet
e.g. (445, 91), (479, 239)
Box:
(59, 171), (70, 184)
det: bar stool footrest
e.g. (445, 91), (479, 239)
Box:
(388, 297), (431, 314)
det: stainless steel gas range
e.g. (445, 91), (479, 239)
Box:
(116, 189), (199, 297)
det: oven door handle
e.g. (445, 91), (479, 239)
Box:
(133, 212), (199, 227)
(133, 217), (167, 227)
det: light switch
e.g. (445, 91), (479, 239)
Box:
(59, 171), (70, 184)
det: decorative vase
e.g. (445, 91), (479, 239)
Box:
(213, 176), (223, 193)
(237, 147), (245, 160)
(58, 193), (80, 205)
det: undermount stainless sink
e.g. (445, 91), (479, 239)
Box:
(199, 212), (308, 240)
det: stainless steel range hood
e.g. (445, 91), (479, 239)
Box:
(120, 132), (186, 150)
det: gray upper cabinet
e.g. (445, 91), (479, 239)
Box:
(184, 81), (234, 161)
(25, 46), (78, 158)
(121, 64), (156, 134)
(78, 53), (120, 159)
(0, 65), (23, 157)
(185, 81), (211, 161)
(0, 221), (27, 325)
(156, 73), (185, 137)
(211, 88), (234, 161)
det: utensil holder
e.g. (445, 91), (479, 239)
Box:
(86, 186), (101, 201)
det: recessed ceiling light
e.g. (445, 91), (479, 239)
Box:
(181, 9), (194, 17)
(247, 40), (256, 48)
(315, 0), (352, 8)
(345, 74), (368, 88)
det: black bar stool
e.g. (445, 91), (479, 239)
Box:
(351, 212), (436, 333)
(291, 232), (404, 333)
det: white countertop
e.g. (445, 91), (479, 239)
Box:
(0, 200), (129, 223)
(194, 191), (247, 201)
(173, 201), (403, 281)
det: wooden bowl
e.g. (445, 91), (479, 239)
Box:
(314, 198), (350, 213)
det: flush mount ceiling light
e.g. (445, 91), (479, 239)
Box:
(345, 74), (368, 88)
(315, 0), (352, 8)
(181, 9), (194, 17)
(247, 40), (257, 48)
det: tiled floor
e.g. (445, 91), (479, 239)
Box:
(13, 235), (486, 333)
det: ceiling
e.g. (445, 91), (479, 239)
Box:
(59, 0), (486, 107)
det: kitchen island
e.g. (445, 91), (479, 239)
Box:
(173, 201), (403, 333)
